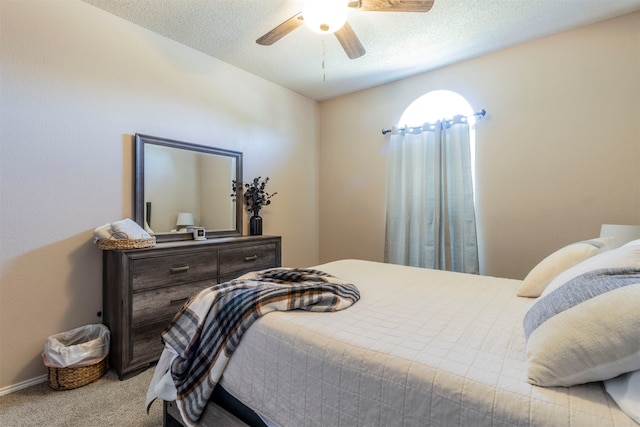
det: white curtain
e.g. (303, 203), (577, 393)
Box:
(384, 119), (479, 274)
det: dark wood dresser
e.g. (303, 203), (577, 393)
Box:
(102, 235), (281, 379)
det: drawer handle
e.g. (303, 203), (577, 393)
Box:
(170, 266), (190, 273)
(244, 255), (258, 262)
(170, 297), (190, 306)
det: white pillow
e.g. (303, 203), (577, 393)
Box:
(516, 237), (613, 298)
(523, 253), (640, 387)
(542, 244), (640, 296)
(623, 238), (640, 247)
(604, 370), (640, 424)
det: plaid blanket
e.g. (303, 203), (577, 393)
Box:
(161, 267), (360, 426)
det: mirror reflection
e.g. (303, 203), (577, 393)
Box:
(134, 134), (243, 241)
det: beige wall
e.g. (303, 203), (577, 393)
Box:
(0, 1), (319, 390)
(319, 11), (640, 279)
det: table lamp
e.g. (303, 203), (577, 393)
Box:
(176, 212), (195, 232)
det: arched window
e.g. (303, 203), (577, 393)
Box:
(399, 90), (475, 124)
(385, 90), (479, 273)
(398, 90), (477, 188)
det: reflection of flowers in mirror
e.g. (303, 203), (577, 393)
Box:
(231, 177), (277, 216)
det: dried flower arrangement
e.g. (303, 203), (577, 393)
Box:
(231, 177), (277, 217)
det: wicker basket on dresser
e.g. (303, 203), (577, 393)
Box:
(102, 235), (281, 379)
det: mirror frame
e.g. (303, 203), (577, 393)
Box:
(134, 134), (243, 242)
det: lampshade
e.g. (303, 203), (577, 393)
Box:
(303, 0), (347, 34)
(600, 224), (640, 249)
(176, 212), (195, 228)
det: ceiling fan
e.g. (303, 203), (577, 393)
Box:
(256, 0), (435, 59)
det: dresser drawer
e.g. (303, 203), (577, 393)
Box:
(131, 250), (218, 291)
(218, 243), (278, 276)
(131, 319), (166, 365)
(132, 281), (213, 327)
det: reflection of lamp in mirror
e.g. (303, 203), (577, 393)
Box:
(176, 212), (195, 232)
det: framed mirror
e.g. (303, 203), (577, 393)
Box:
(134, 134), (243, 242)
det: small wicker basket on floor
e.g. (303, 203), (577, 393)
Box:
(47, 356), (109, 390)
(97, 236), (156, 250)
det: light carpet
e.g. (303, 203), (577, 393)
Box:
(0, 368), (162, 426)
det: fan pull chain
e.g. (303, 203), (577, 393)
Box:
(322, 38), (326, 82)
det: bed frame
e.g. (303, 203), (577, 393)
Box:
(163, 385), (265, 427)
(164, 400), (244, 427)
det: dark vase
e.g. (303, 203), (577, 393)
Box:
(249, 214), (263, 236)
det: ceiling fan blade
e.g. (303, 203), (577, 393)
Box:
(334, 21), (366, 59)
(256, 12), (304, 46)
(353, 0), (434, 12)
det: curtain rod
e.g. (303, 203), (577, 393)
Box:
(381, 109), (486, 135)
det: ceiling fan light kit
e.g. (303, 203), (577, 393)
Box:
(256, 0), (435, 59)
(303, 0), (348, 34)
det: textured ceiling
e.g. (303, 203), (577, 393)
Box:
(82, 0), (640, 101)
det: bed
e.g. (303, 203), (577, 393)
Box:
(149, 239), (640, 427)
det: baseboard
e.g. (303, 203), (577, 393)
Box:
(0, 374), (47, 396)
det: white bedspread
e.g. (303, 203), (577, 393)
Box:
(218, 259), (636, 426)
